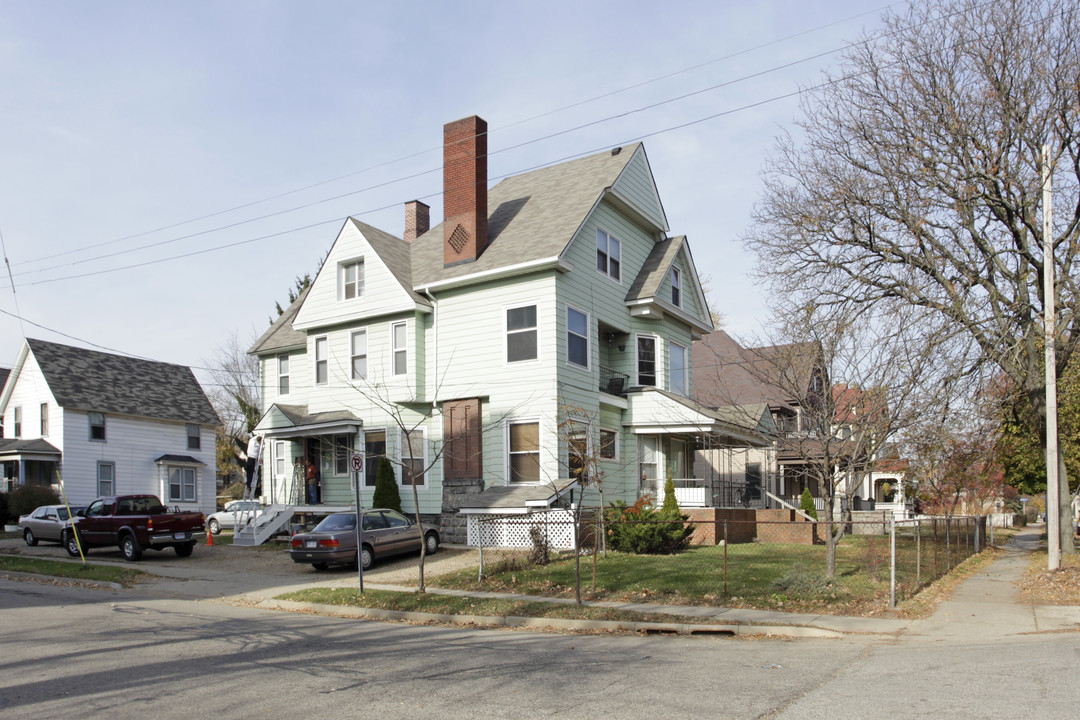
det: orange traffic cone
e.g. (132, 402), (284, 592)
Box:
(206, 528), (214, 546)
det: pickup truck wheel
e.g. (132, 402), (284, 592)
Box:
(174, 542), (195, 558)
(360, 544), (374, 571)
(63, 531), (81, 557)
(23, 528), (38, 546)
(207, 518), (220, 535)
(120, 534), (142, 562)
(425, 531), (440, 556)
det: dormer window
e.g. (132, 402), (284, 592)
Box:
(671, 268), (682, 307)
(340, 259), (365, 300)
(596, 229), (621, 282)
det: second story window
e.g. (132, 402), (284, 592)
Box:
(567, 307), (589, 368)
(506, 305), (538, 363)
(340, 259), (365, 300)
(671, 267), (682, 307)
(314, 336), (328, 385)
(351, 330), (367, 380)
(668, 341), (687, 395)
(89, 412), (106, 442)
(187, 423), (201, 450)
(596, 229), (621, 281)
(392, 322), (407, 376)
(13, 406), (21, 437)
(40, 403), (48, 436)
(277, 354), (290, 395)
(637, 336), (656, 386)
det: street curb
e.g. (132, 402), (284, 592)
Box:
(253, 598), (847, 638)
(0, 569), (123, 591)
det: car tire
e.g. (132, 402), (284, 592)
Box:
(207, 518), (220, 535)
(311, 562), (329, 571)
(425, 531), (440, 556)
(23, 528), (38, 546)
(120, 534), (142, 562)
(63, 530), (81, 557)
(360, 544), (374, 571)
(174, 542), (195, 558)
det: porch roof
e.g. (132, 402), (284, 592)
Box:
(624, 388), (770, 446)
(456, 479), (579, 515)
(0, 438), (61, 461)
(254, 403), (363, 439)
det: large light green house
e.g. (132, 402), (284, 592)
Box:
(249, 115), (765, 543)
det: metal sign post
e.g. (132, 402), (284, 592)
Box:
(352, 453), (364, 594)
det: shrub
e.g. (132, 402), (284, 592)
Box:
(605, 496), (693, 555)
(799, 488), (818, 520)
(8, 484), (61, 519)
(371, 458), (402, 513)
(661, 476), (679, 512)
(769, 565), (834, 595)
(528, 526), (550, 566)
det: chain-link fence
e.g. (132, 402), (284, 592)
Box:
(465, 511), (989, 611)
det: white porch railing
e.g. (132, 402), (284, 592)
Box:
(674, 486), (708, 508)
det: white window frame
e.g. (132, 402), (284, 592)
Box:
(505, 302), (539, 365)
(167, 465), (198, 503)
(670, 267), (682, 307)
(314, 335), (329, 386)
(596, 228), (621, 282)
(506, 418), (541, 484)
(97, 461), (115, 496)
(668, 340), (687, 395)
(351, 330), (368, 381)
(186, 423), (201, 451)
(339, 258), (365, 300)
(277, 354), (290, 395)
(89, 412), (106, 442)
(566, 306), (589, 369)
(274, 440), (286, 477)
(40, 403), (48, 436)
(636, 335), (658, 387)
(391, 322), (407, 376)
(600, 428), (619, 461)
(399, 428), (426, 487)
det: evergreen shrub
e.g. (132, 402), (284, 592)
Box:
(8, 484), (61, 519)
(372, 458), (402, 513)
(799, 488), (819, 520)
(605, 495), (693, 555)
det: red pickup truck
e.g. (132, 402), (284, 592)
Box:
(63, 494), (206, 561)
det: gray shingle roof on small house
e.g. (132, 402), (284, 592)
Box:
(411, 144), (643, 287)
(0, 438), (61, 456)
(249, 286), (310, 355)
(26, 339), (220, 426)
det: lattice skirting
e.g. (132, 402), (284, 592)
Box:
(466, 511), (577, 549)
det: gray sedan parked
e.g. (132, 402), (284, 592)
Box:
(289, 509), (440, 571)
(18, 504), (85, 546)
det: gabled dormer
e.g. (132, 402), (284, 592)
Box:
(292, 219), (430, 332)
(624, 235), (713, 339)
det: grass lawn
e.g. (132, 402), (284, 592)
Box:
(275, 587), (739, 627)
(0, 555), (144, 586)
(429, 537), (922, 616)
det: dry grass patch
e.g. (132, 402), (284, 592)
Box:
(1018, 550), (1080, 606)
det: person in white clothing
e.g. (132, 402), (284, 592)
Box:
(245, 434), (263, 493)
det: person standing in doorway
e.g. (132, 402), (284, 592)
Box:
(245, 434), (263, 495)
(306, 458), (320, 505)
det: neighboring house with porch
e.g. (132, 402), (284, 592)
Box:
(248, 115), (766, 544)
(0, 338), (220, 513)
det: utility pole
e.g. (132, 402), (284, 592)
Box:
(1043, 144), (1061, 571)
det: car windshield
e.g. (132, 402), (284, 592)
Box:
(313, 514), (356, 532)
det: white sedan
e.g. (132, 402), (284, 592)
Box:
(205, 500), (263, 535)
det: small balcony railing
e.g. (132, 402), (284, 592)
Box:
(599, 365), (630, 396)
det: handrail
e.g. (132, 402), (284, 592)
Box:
(766, 490), (816, 522)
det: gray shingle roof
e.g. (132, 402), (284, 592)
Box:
(411, 144), (642, 287)
(249, 286), (310, 355)
(26, 339), (220, 426)
(349, 218), (428, 305)
(0, 438), (61, 456)
(625, 235), (684, 302)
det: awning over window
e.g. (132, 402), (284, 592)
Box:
(254, 403), (362, 439)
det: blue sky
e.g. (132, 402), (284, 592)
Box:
(0, 0), (897, 384)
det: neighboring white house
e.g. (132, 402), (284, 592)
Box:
(248, 115), (768, 543)
(0, 338), (220, 514)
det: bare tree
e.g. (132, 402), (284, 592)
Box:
(204, 330), (260, 487)
(744, 0), (1080, 551)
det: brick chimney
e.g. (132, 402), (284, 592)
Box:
(404, 200), (429, 243)
(443, 115), (488, 267)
